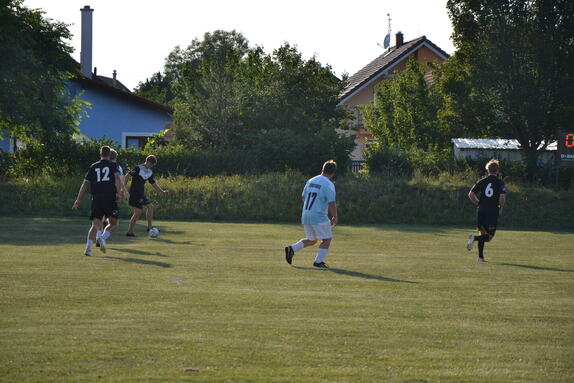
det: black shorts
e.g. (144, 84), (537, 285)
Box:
(90, 195), (119, 221)
(477, 208), (498, 237)
(129, 195), (151, 209)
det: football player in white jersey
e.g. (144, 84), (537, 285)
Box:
(285, 160), (338, 268)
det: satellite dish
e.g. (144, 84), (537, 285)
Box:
(383, 34), (390, 49)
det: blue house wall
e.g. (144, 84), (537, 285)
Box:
(0, 80), (172, 152)
(0, 134), (10, 152)
(69, 81), (172, 149)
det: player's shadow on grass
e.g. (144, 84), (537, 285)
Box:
(102, 256), (172, 268)
(363, 224), (452, 234)
(153, 230), (187, 235)
(499, 263), (574, 273)
(293, 266), (418, 283)
(109, 247), (168, 257)
(153, 238), (193, 245)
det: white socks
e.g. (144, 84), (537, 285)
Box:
(96, 230), (111, 241)
(85, 239), (92, 253)
(314, 248), (329, 264)
(291, 241), (305, 252)
(289, 240), (330, 264)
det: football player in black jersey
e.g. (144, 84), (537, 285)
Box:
(72, 146), (127, 256)
(96, 149), (129, 248)
(124, 155), (169, 236)
(467, 159), (507, 262)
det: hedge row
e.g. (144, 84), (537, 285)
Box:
(0, 131), (353, 180)
(1, 172), (572, 230)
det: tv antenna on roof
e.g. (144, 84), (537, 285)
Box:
(378, 14), (392, 50)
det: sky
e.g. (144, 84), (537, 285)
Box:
(23, 0), (455, 91)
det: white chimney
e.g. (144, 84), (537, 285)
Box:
(80, 5), (94, 78)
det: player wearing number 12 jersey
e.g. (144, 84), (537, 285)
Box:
(96, 148), (129, 249)
(285, 160), (338, 268)
(72, 146), (126, 256)
(466, 159), (507, 262)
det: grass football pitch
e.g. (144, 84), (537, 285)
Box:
(1, 217), (573, 382)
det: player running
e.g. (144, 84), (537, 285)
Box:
(124, 155), (169, 237)
(96, 148), (129, 248)
(285, 160), (338, 268)
(72, 146), (126, 256)
(466, 159), (507, 262)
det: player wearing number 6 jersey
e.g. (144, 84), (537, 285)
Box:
(285, 160), (338, 268)
(466, 159), (507, 262)
(72, 146), (126, 256)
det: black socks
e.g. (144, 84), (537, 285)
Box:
(474, 234), (490, 242)
(478, 240), (485, 258)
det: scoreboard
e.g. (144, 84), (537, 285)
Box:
(557, 131), (574, 167)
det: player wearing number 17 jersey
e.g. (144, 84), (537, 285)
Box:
(72, 146), (126, 256)
(284, 160), (338, 268)
(466, 159), (507, 262)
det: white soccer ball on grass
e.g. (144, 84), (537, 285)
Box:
(149, 227), (159, 238)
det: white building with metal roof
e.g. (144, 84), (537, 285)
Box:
(451, 138), (556, 164)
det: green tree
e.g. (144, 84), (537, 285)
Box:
(133, 72), (175, 106)
(262, 43), (347, 134)
(172, 30), (249, 148)
(140, 30), (354, 173)
(433, 55), (498, 140)
(363, 58), (449, 151)
(445, 0), (574, 178)
(0, 0), (82, 145)
(239, 42), (354, 173)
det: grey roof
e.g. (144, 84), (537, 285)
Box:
(451, 138), (557, 151)
(339, 36), (449, 103)
(69, 59), (173, 114)
(71, 75), (173, 115)
(94, 75), (130, 93)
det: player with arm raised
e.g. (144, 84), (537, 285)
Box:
(285, 160), (338, 268)
(466, 159), (507, 262)
(72, 146), (126, 256)
(124, 155), (169, 236)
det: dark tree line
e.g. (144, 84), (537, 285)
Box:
(135, 30), (354, 172)
(4, 0), (573, 180)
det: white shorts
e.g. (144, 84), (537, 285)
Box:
(303, 221), (333, 240)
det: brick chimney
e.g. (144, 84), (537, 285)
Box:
(80, 5), (94, 78)
(395, 31), (404, 48)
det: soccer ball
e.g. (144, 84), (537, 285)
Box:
(149, 227), (159, 238)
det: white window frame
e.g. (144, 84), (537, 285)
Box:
(122, 132), (155, 149)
